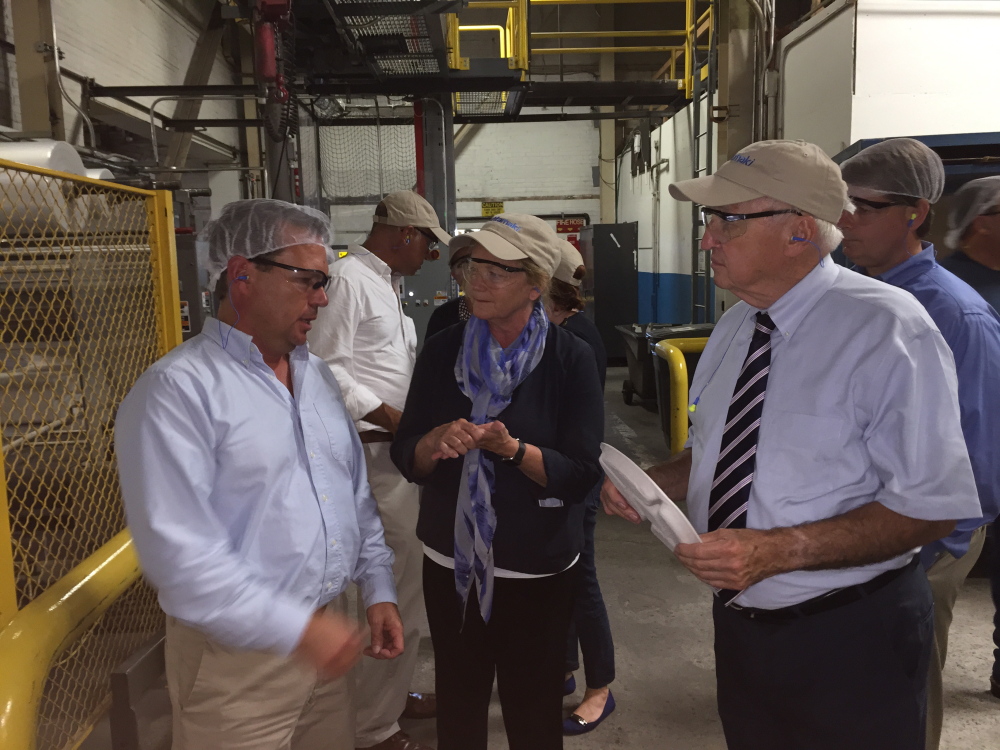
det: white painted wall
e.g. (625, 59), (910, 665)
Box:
(51, 0), (238, 150)
(852, 0), (1000, 141)
(617, 101), (702, 277)
(778, 0), (1000, 154)
(778, 1), (855, 155)
(454, 105), (600, 227)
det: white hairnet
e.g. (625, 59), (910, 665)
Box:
(840, 137), (945, 203)
(199, 199), (335, 292)
(945, 176), (1000, 249)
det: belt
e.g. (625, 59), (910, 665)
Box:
(358, 430), (394, 444)
(725, 556), (919, 621)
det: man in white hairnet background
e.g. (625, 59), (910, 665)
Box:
(115, 199), (403, 750)
(839, 140), (1000, 748)
(940, 176), (1000, 702)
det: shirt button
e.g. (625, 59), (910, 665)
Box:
(330, 539), (337, 547)
(322, 494), (328, 502)
(326, 582), (333, 590)
(310, 452), (316, 458)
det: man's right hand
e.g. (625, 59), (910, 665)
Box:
(600, 476), (642, 524)
(293, 610), (363, 680)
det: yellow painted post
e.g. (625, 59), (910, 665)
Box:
(0, 532), (141, 750)
(147, 191), (184, 356)
(0, 443), (17, 630)
(654, 338), (709, 454)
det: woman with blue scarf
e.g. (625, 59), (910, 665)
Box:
(391, 214), (605, 750)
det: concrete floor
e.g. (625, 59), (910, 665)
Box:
(82, 367), (1000, 749)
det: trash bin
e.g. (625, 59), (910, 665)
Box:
(651, 324), (716, 448)
(615, 323), (657, 405)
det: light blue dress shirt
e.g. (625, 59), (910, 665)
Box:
(115, 318), (397, 655)
(686, 261), (980, 609)
(871, 244), (1000, 564)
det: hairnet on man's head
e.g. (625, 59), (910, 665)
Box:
(840, 138), (945, 203)
(199, 199), (335, 291)
(946, 176), (1000, 249)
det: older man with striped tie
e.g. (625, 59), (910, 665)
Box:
(600, 140), (980, 750)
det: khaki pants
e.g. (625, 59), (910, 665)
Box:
(925, 525), (988, 750)
(165, 610), (354, 750)
(352, 441), (424, 747)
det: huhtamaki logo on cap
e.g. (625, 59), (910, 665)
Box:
(489, 216), (522, 232)
(731, 154), (756, 166)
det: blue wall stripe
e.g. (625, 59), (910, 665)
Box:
(637, 272), (693, 324)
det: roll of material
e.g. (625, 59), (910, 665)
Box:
(0, 140), (88, 234)
(0, 140), (87, 175)
(85, 168), (114, 181)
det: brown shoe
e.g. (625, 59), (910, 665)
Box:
(400, 691), (437, 720)
(356, 731), (432, 750)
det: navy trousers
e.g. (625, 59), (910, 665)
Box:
(713, 561), (934, 750)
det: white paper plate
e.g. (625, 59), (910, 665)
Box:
(599, 442), (701, 551)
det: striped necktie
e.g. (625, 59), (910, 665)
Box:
(709, 312), (775, 604)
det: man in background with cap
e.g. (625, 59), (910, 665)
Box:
(600, 140), (979, 749)
(116, 199), (403, 750)
(941, 175), (1000, 702)
(310, 191), (450, 750)
(839, 139), (1000, 747)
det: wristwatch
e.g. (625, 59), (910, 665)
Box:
(500, 438), (526, 466)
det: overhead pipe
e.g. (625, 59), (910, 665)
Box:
(148, 95), (262, 166)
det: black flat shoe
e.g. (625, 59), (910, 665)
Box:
(563, 691), (616, 736)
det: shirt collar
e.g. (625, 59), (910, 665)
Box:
(761, 259), (839, 340)
(202, 316), (309, 368)
(876, 242), (936, 286)
(346, 243), (393, 281)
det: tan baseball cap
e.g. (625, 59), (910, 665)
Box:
(449, 214), (562, 277)
(553, 240), (585, 286)
(668, 140), (849, 224)
(372, 191), (452, 243)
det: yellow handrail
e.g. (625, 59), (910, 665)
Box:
(459, 25), (509, 58)
(655, 337), (709, 454)
(0, 531), (141, 750)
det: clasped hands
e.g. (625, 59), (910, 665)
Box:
(424, 418), (518, 461)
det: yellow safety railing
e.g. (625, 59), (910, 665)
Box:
(654, 337), (708, 454)
(684, 2), (713, 98)
(0, 157), (182, 750)
(447, 0), (528, 73)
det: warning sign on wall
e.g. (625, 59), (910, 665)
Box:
(481, 201), (504, 217)
(556, 219), (586, 234)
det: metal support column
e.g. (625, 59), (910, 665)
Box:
(598, 6), (616, 224)
(10, 0), (63, 139)
(690, 1), (716, 324)
(406, 93), (456, 347)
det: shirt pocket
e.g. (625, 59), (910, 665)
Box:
(315, 403), (352, 463)
(757, 411), (850, 500)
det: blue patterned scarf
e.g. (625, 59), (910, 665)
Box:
(453, 300), (549, 623)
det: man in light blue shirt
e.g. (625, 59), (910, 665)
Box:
(115, 199), (402, 750)
(601, 141), (979, 750)
(839, 138), (1000, 749)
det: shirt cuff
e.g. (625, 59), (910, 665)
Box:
(357, 565), (398, 610)
(350, 385), (384, 425)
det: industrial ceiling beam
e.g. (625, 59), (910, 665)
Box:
(10, 0), (63, 139)
(532, 45), (683, 54)
(531, 30), (686, 38)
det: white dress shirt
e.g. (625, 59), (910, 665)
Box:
(115, 319), (397, 655)
(309, 244), (417, 431)
(686, 261), (980, 609)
